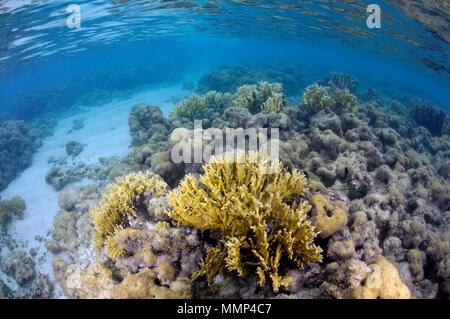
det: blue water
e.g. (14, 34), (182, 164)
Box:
(0, 0), (449, 121)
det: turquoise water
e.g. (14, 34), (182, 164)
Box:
(0, 0), (449, 299)
(0, 0), (449, 119)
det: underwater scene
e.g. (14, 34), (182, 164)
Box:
(0, 0), (449, 301)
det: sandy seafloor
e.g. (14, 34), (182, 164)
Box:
(0, 81), (194, 296)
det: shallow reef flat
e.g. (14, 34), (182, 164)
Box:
(0, 69), (449, 299)
(0, 83), (193, 298)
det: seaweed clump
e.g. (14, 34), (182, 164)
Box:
(90, 171), (167, 259)
(166, 152), (322, 292)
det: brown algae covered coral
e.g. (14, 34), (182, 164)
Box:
(167, 152), (323, 292)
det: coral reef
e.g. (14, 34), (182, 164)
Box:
(44, 164), (88, 190)
(301, 84), (335, 114)
(90, 171), (167, 259)
(167, 152), (322, 292)
(45, 185), (99, 260)
(50, 188), (204, 299)
(46, 71), (449, 299)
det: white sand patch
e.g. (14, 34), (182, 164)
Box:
(0, 82), (192, 294)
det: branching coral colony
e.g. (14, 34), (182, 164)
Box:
(90, 171), (167, 259)
(166, 152), (323, 292)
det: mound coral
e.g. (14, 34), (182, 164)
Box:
(310, 194), (348, 238)
(232, 82), (286, 114)
(166, 152), (322, 292)
(57, 259), (192, 299)
(0, 120), (35, 191)
(348, 257), (410, 299)
(128, 104), (171, 147)
(90, 171), (167, 259)
(409, 98), (449, 136)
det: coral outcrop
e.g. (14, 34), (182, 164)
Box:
(51, 187), (204, 299)
(65, 141), (84, 158)
(347, 257), (410, 299)
(128, 104), (171, 147)
(167, 152), (322, 292)
(310, 194), (348, 238)
(90, 171), (167, 259)
(409, 98), (449, 136)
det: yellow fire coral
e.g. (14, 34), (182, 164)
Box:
(166, 152), (323, 292)
(311, 194), (348, 238)
(90, 171), (167, 259)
